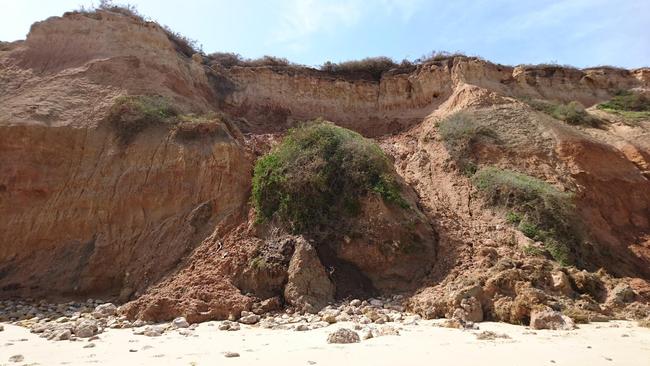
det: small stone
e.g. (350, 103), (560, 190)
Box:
(83, 343), (96, 348)
(53, 329), (72, 341)
(74, 319), (99, 338)
(360, 329), (373, 340)
(475, 331), (511, 340)
(142, 325), (164, 337)
(295, 324), (310, 331)
(224, 351), (240, 358)
(350, 299), (362, 307)
(172, 317), (189, 329)
(326, 328), (360, 344)
(374, 325), (400, 337)
(369, 299), (384, 307)
(92, 303), (117, 318)
(0, 324), (3, 332)
(239, 314), (261, 325)
(9, 355), (24, 363)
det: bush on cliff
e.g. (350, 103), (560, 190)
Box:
(472, 167), (580, 265)
(105, 95), (178, 144)
(252, 121), (408, 232)
(597, 91), (650, 122)
(523, 98), (601, 127)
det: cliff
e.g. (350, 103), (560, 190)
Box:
(1, 8), (649, 324)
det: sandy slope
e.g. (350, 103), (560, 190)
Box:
(1, 320), (648, 366)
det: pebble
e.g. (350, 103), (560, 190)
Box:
(172, 317), (189, 329)
(83, 343), (96, 348)
(224, 351), (240, 358)
(8, 355), (24, 363)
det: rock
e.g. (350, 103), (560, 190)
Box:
(321, 309), (340, 324)
(552, 271), (573, 296)
(369, 299), (384, 307)
(360, 328), (373, 340)
(83, 343), (96, 348)
(252, 297), (282, 315)
(142, 325), (164, 337)
(350, 299), (362, 307)
(218, 321), (240, 331)
(374, 325), (400, 337)
(452, 296), (483, 322)
(295, 324), (310, 331)
(8, 355), (24, 363)
(326, 328), (360, 344)
(239, 313), (261, 325)
(74, 319), (98, 338)
(172, 317), (189, 328)
(530, 309), (575, 330)
(0, 324), (3, 332)
(475, 331), (511, 340)
(52, 329), (72, 341)
(92, 303), (117, 318)
(224, 351), (240, 358)
(284, 238), (335, 314)
(607, 283), (636, 306)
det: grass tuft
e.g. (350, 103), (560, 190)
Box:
(105, 95), (178, 144)
(438, 112), (497, 174)
(597, 91), (650, 123)
(471, 167), (579, 265)
(522, 98), (601, 127)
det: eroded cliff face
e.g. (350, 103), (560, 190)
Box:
(0, 10), (252, 300)
(1, 9), (649, 323)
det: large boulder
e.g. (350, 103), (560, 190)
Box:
(284, 238), (335, 313)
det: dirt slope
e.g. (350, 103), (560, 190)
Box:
(1, 8), (649, 324)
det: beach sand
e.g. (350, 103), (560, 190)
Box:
(1, 320), (649, 365)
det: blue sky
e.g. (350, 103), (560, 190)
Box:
(1, 0), (648, 68)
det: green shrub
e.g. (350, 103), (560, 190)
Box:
(598, 91), (650, 112)
(105, 95), (178, 144)
(523, 98), (601, 127)
(597, 91), (650, 122)
(438, 112), (497, 174)
(471, 167), (578, 265)
(173, 113), (231, 141)
(320, 57), (400, 81)
(252, 121), (408, 232)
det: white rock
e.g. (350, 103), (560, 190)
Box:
(172, 317), (190, 329)
(239, 314), (261, 325)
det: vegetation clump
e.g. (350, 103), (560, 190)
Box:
(438, 112), (497, 175)
(252, 121), (407, 232)
(105, 95), (178, 144)
(523, 98), (601, 127)
(173, 113), (231, 141)
(471, 167), (580, 265)
(597, 91), (650, 121)
(320, 57), (410, 81)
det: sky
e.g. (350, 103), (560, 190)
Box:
(1, 0), (648, 68)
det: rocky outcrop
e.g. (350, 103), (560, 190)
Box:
(283, 239), (335, 313)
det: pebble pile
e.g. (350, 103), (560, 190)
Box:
(1, 296), (421, 343)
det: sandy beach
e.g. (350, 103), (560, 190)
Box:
(1, 320), (649, 366)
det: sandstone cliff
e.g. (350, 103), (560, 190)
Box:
(1, 8), (649, 324)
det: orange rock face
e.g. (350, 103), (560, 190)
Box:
(1, 8), (649, 323)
